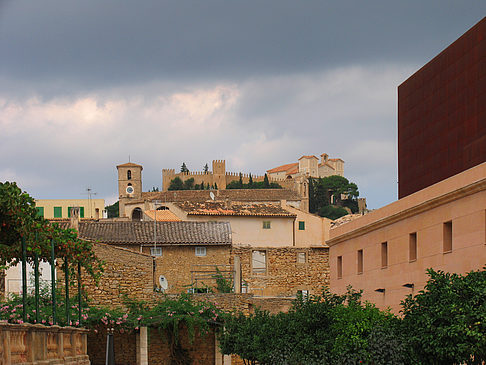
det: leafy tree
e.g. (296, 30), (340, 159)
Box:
(239, 173), (243, 187)
(180, 162), (189, 173)
(248, 174), (253, 187)
(263, 173), (270, 188)
(318, 205), (348, 220)
(183, 178), (195, 190)
(203, 163), (209, 173)
(219, 288), (404, 364)
(105, 201), (119, 218)
(401, 268), (486, 365)
(309, 176), (360, 217)
(168, 177), (184, 190)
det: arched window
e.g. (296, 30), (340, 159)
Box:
(127, 170), (132, 180)
(132, 208), (143, 221)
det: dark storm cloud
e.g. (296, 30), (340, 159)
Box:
(1, 0), (485, 94)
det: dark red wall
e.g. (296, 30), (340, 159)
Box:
(398, 17), (486, 199)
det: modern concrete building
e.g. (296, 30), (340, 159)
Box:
(329, 17), (486, 313)
(398, 17), (486, 199)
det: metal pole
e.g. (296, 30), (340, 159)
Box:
(106, 328), (115, 365)
(34, 251), (40, 323)
(21, 236), (27, 323)
(78, 262), (82, 326)
(64, 259), (70, 325)
(50, 238), (57, 325)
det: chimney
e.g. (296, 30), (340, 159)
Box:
(69, 207), (80, 231)
(225, 198), (232, 209)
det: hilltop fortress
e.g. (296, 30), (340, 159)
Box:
(117, 153), (344, 218)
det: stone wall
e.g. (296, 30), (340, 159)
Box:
(232, 246), (330, 297)
(82, 243), (155, 307)
(153, 245), (232, 294)
(87, 329), (136, 365)
(0, 322), (89, 364)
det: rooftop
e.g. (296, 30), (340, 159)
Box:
(57, 221), (232, 245)
(175, 201), (296, 217)
(144, 209), (181, 222)
(266, 162), (299, 174)
(140, 189), (301, 203)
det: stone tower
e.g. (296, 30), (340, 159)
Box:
(117, 162), (143, 218)
(212, 160), (226, 189)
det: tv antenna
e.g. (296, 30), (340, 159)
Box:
(83, 187), (97, 218)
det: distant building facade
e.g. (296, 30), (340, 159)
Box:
(35, 199), (106, 219)
(267, 153), (344, 181)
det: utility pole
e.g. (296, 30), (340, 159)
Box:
(84, 187), (97, 218)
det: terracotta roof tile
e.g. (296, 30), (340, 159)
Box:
(175, 201), (296, 217)
(57, 221), (231, 245)
(266, 163), (299, 174)
(116, 162), (143, 168)
(141, 189), (301, 203)
(298, 155), (318, 160)
(144, 210), (181, 222)
(286, 165), (299, 175)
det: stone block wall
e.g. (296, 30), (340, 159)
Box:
(232, 246), (329, 297)
(153, 245), (232, 294)
(87, 329), (136, 365)
(82, 243), (155, 307)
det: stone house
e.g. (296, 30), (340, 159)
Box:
(70, 219), (329, 298)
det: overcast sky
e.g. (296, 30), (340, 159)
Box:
(1, 1), (485, 208)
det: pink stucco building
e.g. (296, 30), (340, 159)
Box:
(328, 163), (486, 313)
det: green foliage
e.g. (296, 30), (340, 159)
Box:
(318, 205), (348, 220)
(105, 201), (119, 218)
(263, 173), (270, 188)
(0, 182), (103, 281)
(180, 162), (189, 173)
(226, 179), (282, 190)
(203, 163), (209, 173)
(168, 177), (184, 190)
(212, 267), (233, 293)
(150, 186), (160, 192)
(308, 176), (359, 217)
(182, 178), (195, 190)
(401, 267), (486, 365)
(219, 288), (404, 364)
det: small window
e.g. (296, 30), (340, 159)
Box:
(297, 289), (309, 300)
(36, 207), (44, 217)
(127, 170), (132, 180)
(53, 206), (62, 218)
(80, 207), (85, 218)
(298, 221), (305, 230)
(252, 250), (266, 273)
(409, 233), (417, 261)
(357, 249), (363, 274)
(337, 256), (343, 279)
(443, 221), (452, 253)
(297, 252), (306, 264)
(195, 247), (207, 257)
(381, 242), (388, 268)
(262, 221), (271, 229)
(150, 247), (162, 257)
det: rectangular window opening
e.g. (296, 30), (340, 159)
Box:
(381, 242), (388, 268)
(36, 207), (44, 218)
(54, 206), (62, 218)
(262, 221), (271, 229)
(297, 252), (306, 264)
(409, 233), (417, 261)
(150, 247), (162, 257)
(443, 221), (452, 253)
(298, 221), (305, 230)
(357, 249), (363, 274)
(195, 246), (207, 257)
(337, 256), (343, 279)
(252, 250), (267, 274)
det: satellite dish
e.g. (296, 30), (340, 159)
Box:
(158, 275), (168, 290)
(210, 192), (215, 201)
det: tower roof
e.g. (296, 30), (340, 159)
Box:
(117, 162), (143, 170)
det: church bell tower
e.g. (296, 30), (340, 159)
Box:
(116, 162), (143, 218)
